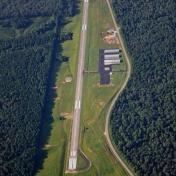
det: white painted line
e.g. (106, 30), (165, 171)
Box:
(68, 158), (73, 170)
(82, 24), (85, 31)
(74, 100), (78, 109)
(68, 0), (89, 171)
(75, 100), (81, 109)
(71, 150), (77, 157)
(82, 24), (87, 31)
(73, 150), (77, 156)
(73, 157), (77, 169)
(68, 157), (77, 170)
(78, 101), (81, 109)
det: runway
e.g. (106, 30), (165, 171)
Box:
(68, 0), (89, 171)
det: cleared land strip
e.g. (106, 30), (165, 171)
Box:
(67, 0), (89, 171)
(104, 0), (135, 176)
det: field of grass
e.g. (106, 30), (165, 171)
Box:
(69, 0), (129, 175)
(62, 0), (129, 176)
(36, 0), (129, 175)
(35, 2), (83, 176)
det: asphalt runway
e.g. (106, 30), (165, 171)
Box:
(68, 0), (89, 171)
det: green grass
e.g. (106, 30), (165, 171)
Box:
(36, 0), (130, 175)
(77, 149), (90, 171)
(35, 2), (83, 176)
(70, 0), (129, 175)
(36, 119), (70, 176)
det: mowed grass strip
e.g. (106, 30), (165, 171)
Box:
(36, 2), (83, 176)
(74, 0), (128, 175)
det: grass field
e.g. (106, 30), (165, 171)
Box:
(35, 2), (83, 176)
(36, 0), (129, 175)
(66, 0), (128, 175)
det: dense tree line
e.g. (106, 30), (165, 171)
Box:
(110, 0), (176, 175)
(0, 0), (78, 175)
(0, 0), (78, 29)
(0, 0), (78, 19)
(0, 0), (58, 19)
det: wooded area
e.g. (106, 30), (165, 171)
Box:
(111, 0), (176, 175)
(0, 0), (77, 175)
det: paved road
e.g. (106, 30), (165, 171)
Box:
(105, 0), (135, 176)
(68, 0), (89, 171)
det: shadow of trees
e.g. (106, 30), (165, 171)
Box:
(34, 0), (81, 175)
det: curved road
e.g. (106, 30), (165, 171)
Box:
(67, 0), (134, 174)
(104, 0), (134, 176)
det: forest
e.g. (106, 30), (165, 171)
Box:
(110, 0), (176, 175)
(0, 0), (77, 175)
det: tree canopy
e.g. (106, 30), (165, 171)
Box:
(111, 0), (176, 175)
(0, 0), (78, 175)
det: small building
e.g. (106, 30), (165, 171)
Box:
(104, 59), (120, 66)
(104, 54), (120, 60)
(104, 49), (120, 54)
